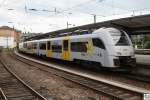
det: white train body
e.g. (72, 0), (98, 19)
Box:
(19, 27), (136, 68)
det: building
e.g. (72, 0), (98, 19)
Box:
(0, 26), (22, 48)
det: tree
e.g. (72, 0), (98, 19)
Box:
(144, 41), (150, 49)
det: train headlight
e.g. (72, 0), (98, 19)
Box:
(130, 52), (135, 57)
(113, 59), (120, 66)
(116, 52), (121, 55)
(131, 54), (135, 58)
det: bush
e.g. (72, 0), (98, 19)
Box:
(144, 41), (150, 49)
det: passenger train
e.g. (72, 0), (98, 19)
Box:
(19, 27), (136, 69)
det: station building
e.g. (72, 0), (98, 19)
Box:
(0, 26), (22, 48)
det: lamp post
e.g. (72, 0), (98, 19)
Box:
(90, 14), (96, 24)
(67, 21), (75, 29)
(6, 36), (9, 49)
(67, 21), (71, 29)
(66, 12), (73, 29)
(8, 22), (15, 48)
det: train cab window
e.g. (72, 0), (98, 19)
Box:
(71, 42), (87, 52)
(52, 45), (62, 53)
(40, 43), (46, 50)
(63, 40), (68, 51)
(27, 43), (32, 49)
(47, 41), (51, 50)
(115, 31), (130, 46)
(92, 38), (105, 49)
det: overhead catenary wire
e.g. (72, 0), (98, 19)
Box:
(61, 0), (97, 12)
(3, 0), (150, 33)
(23, 0), (150, 18)
(51, 0), (129, 18)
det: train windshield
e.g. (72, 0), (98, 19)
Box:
(110, 30), (130, 46)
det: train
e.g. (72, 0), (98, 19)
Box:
(19, 27), (136, 70)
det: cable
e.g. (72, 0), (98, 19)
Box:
(61, 0), (97, 12)
(57, 0), (130, 18)
(22, 0), (105, 16)
(97, 0), (131, 12)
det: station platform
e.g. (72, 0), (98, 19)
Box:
(15, 51), (150, 94)
(135, 49), (150, 55)
(135, 54), (150, 66)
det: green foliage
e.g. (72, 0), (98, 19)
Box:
(3, 48), (13, 52)
(131, 35), (150, 49)
(144, 41), (150, 49)
(144, 35), (150, 43)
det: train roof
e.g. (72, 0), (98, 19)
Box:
(23, 32), (98, 43)
(22, 27), (129, 43)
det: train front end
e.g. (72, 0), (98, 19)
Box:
(106, 28), (136, 68)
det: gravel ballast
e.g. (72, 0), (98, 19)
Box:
(1, 52), (111, 100)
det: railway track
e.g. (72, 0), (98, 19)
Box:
(117, 72), (150, 83)
(15, 51), (150, 84)
(0, 55), (47, 100)
(10, 52), (145, 100)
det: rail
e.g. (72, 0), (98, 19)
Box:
(0, 57), (47, 100)
(13, 52), (144, 100)
(0, 88), (8, 100)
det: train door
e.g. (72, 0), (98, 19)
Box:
(92, 38), (106, 66)
(46, 41), (52, 57)
(62, 40), (70, 60)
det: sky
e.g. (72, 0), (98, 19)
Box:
(0, 0), (150, 33)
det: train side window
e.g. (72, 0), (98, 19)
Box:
(52, 45), (62, 53)
(23, 43), (27, 48)
(92, 38), (105, 49)
(71, 42), (87, 52)
(33, 43), (37, 49)
(27, 43), (32, 49)
(47, 41), (51, 50)
(40, 43), (46, 50)
(63, 40), (68, 51)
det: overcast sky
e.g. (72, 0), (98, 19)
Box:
(0, 0), (150, 33)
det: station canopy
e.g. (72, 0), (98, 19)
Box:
(26, 14), (150, 41)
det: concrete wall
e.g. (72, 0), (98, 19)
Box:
(0, 37), (14, 48)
